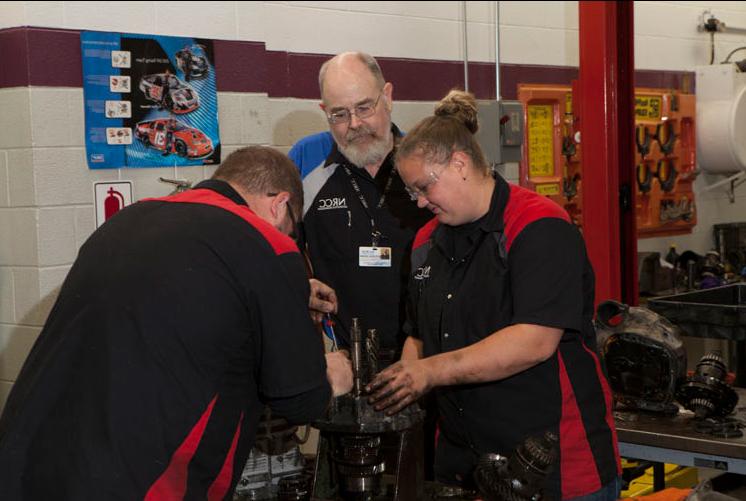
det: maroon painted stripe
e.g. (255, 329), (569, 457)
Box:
(0, 26), (695, 100)
(0, 28), (31, 88)
(214, 39), (266, 93)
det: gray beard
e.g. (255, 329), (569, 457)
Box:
(338, 129), (393, 168)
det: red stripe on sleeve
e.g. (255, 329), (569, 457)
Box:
(146, 189), (299, 256)
(145, 396), (218, 501)
(503, 184), (571, 252)
(413, 217), (439, 250)
(581, 342), (622, 475)
(207, 412), (244, 501)
(557, 353), (602, 499)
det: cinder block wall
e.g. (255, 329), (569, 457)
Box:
(2, 1), (746, 410)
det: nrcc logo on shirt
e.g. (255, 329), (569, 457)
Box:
(317, 197), (348, 211)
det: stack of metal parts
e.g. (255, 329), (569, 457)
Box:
(474, 432), (559, 501)
(234, 409), (311, 500)
(678, 352), (742, 438)
(312, 318), (425, 500)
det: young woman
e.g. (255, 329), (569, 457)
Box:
(368, 90), (621, 500)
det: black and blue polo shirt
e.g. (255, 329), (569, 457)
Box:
(290, 128), (432, 354)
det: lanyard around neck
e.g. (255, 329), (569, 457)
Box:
(342, 165), (395, 246)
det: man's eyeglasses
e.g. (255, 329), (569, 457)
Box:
(286, 201), (299, 240)
(404, 163), (449, 202)
(267, 193), (300, 239)
(326, 92), (383, 125)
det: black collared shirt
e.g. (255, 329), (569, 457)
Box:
(0, 180), (330, 500)
(301, 126), (432, 353)
(409, 176), (619, 499)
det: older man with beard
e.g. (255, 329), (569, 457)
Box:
(290, 52), (431, 364)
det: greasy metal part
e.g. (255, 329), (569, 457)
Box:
(158, 177), (192, 194)
(312, 317), (425, 500)
(254, 407), (303, 455)
(677, 352), (739, 419)
(277, 473), (312, 501)
(596, 300), (687, 414)
(615, 388), (746, 463)
(366, 329), (379, 377)
(430, 484), (479, 499)
(333, 435), (385, 497)
(474, 432), (558, 501)
(234, 408), (307, 500)
(660, 198), (693, 223)
(351, 318), (363, 397)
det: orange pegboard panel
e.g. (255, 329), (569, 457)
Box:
(517, 84), (583, 227)
(634, 90), (697, 238)
(517, 83), (697, 238)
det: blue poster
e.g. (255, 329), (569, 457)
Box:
(81, 31), (220, 169)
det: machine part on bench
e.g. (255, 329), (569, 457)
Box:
(474, 432), (559, 501)
(596, 300), (687, 414)
(233, 408), (308, 500)
(312, 317), (425, 500)
(276, 473), (312, 501)
(677, 352), (739, 419)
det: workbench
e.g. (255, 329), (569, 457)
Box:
(616, 388), (746, 481)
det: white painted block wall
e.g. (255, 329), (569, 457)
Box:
(2, 1), (746, 412)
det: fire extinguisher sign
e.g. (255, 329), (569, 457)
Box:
(94, 181), (133, 228)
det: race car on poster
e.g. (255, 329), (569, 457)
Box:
(134, 118), (213, 158)
(175, 45), (209, 81)
(139, 73), (199, 114)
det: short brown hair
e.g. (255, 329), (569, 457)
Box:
(396, 89), (489, 175)
(212, 146), (303, 218)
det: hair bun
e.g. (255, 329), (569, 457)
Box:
(434, 89), (479, 134)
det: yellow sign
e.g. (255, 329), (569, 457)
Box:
(536, 183), (560, 196)
(635, 95), (662, 120)
(527, 104), (555, 177)
(565, 92), (573, 115)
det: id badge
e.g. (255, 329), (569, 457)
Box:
(359, 246), (392, 267)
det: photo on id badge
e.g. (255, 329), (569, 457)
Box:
(359, 246), (392, 267)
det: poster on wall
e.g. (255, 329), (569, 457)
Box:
(81, 31), (220, 169)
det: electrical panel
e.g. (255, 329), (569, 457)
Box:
(517, 83), (697, 238)
(476, 100), (524, 165)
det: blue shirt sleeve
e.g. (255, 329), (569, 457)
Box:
(288, 131), (335, 179)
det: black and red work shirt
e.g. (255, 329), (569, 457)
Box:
(408, 175), (621, 500)
(0, 180), (330, 500)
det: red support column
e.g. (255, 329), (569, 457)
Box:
(579, 1), (638, 306)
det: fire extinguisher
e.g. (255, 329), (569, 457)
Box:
(104, 187), (125, 221)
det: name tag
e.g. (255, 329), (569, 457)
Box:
(359, 246), (392, 267)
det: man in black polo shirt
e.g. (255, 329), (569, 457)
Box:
(0, 146), (352, 500)
(290, 52), (431, 361)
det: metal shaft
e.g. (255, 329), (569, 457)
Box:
(351, 318), (363, 397)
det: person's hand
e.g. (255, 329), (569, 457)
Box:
(366, 359), (432, 415)
(325, 351), (353, 397)
(309, 279), (337, 324)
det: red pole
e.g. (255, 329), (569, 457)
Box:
(578, 1), (638, 306)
